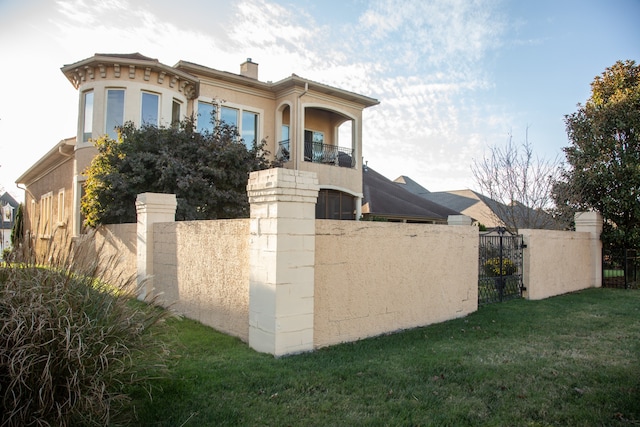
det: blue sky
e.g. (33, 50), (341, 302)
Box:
(0, 0), (638, 202)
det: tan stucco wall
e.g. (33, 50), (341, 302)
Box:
(90, 223), (137, 289)
(521, 229), (594, 300)
(153, 219), (250, 341)
(314, 220), (478, 348)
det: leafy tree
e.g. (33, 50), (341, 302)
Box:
(471, 128), (563, 232)
(553, 60), (640, 248)
(10, 203), (23, 247)
(82, 118), (276, 227)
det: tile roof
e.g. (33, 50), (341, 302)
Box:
(363, 167), (461, 221)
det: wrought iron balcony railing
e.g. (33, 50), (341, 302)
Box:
(276, 139), (354, 168)
(276, 139), (291, 162)
(304, 140), (355, 167)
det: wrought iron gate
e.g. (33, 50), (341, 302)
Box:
(603, 247), (639, 289)
(478, 228), (525, 305)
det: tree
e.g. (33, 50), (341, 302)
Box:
(471, 128), (563, 232)
(81, 118), (276, 227)
(553, 60), (640, 248)
(10, 203), (23, 247)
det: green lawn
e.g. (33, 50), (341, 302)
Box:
(130, 288), (640, 426)
(604, 269), (625, 277)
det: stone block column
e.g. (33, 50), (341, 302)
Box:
(247, 168), (319, 356)
(136, 193), (177, 301)
(575, 211), (603, 288)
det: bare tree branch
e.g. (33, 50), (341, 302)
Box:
(471, 128), (564, 232)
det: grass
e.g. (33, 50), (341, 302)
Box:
(131, 288), (640, 426)
(605, 269), (625, 278)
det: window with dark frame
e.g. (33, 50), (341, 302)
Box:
(316, 189), (355, 220)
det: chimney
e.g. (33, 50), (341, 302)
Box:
(240, 58), (258, 80)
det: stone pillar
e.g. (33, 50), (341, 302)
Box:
(575, 211), (603, 288)
(447, 215), (473, 226)
(136, 193), (177, 301)
(247, 168), (319, 356)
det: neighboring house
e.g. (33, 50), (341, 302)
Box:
(362, 167), (461, 223)
(17, 53), (379, 241)
(394, 176), (559, 230)
(1, 192), (19, 254)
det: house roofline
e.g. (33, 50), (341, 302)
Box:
(61, 53), (199, 90)
(176, 60), (379, 108)
(16, 137), (76, 186)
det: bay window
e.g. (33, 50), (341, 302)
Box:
(141, 92), (160, 126)
(106, 89), (125, 139)
(172, 100), (182, 127)
(82, 91), (93, 142)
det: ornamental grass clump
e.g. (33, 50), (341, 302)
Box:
(0, 234), (170, 427)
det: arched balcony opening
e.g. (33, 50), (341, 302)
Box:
(303, 107), (355, 168)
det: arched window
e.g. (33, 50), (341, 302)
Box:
(316, 189), (356, 220)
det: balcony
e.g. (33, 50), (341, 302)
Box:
(276, 139), (355, 168)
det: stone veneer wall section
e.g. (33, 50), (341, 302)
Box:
(153, 219), (250, 341)
(313, 220), (479, 349)
(247, 168), (319, 356)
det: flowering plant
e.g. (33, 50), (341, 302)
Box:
(483, 257), (517, 277)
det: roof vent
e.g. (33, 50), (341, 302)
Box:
(240, 58), (258, 80)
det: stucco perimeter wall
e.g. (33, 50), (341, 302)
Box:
(521, 229), (594, 300)
(92, 223), (137, 287)
(314, 220), (478, 348)
(153, 219), (250, 341)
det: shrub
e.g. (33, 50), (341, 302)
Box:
(0, 237), (170, 426)
(1, 247), (10, 262)
(483, 257), (517, 277)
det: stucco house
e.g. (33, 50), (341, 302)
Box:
(1, 191), (19, 255)
(394, 175), (560, 230)
(16, 53), (379, 242)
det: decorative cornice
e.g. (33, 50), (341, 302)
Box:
(61, 54), (199, 99)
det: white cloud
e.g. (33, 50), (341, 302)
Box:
(1, 0), (516, 199)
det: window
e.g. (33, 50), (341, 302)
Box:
(220, 106), (238, 127)
(57, 189), (65, 225)
(277, 125), (290, 161)
(1, 204), (12, 222)
(141, 92), (159, 126)
(199, 103), (260, 146)
(221, 107), (258, 148)
(106, 89), (125, 139)
(316, 190), (355, 220)
(305, 130), (324, 144)
(40, 192), (53, 237)
(172, 100), (182, 127)
(31, 200), (35, 231)
(197, 101), (215, 133)
(304, 130), (325, 162)
(242, 111), (258, 148)
(82, 91), (93, 141)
